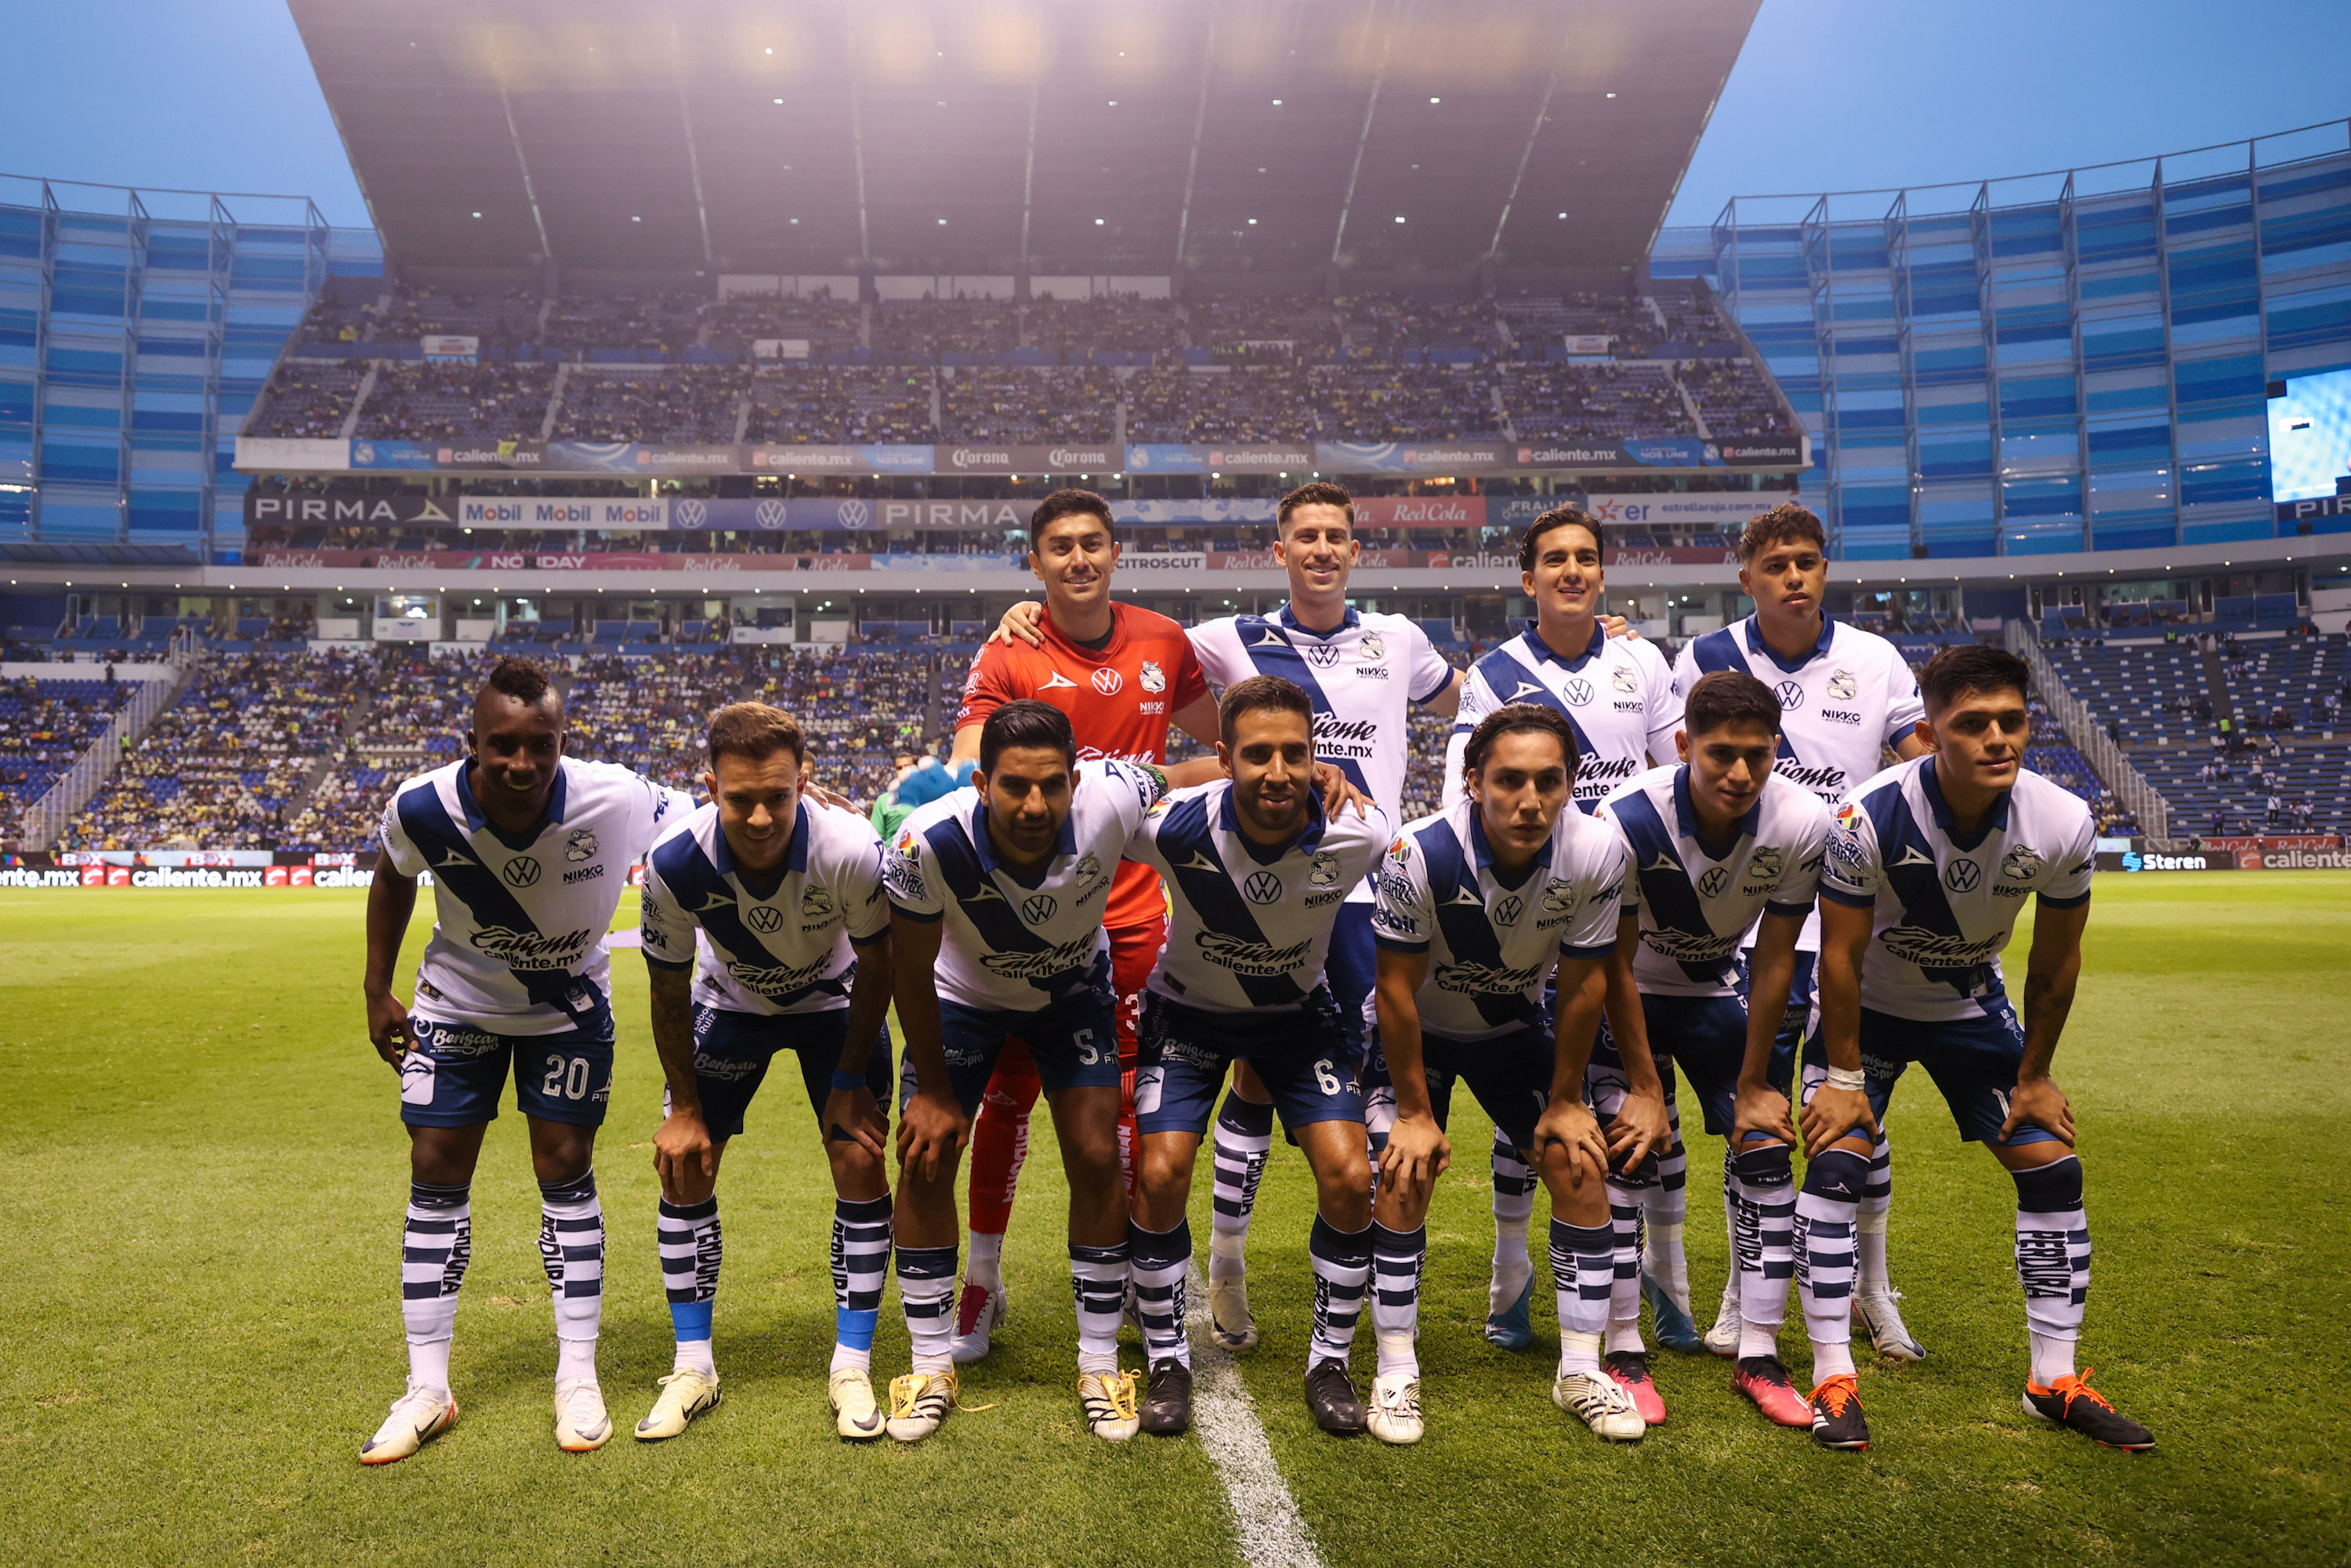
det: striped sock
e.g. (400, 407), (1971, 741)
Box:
(401, 1180), (470, 1392)
(1640, 1098), (1691, 1315)
(538, 1170), (603, 1384)
(1208, 1093), (1273, 1284)
(1070, 1241), (1132, 1376)
(1548, 1219), (1614, 1376)
(656, 1195), (721, 1375)
(1857, 1128), (1894, 1290)
(1796, 1150), (1868, 1382)
(1489, 1135), (1536, 1320)
(1370, 1222), (1425, 1380)
(897, 1244), (958, 1375)
(831, 1196), (893, 1374)
(1307, 1216), (1372, 1369)
(1129, 1219), (1193, 1369)
(2013, 1157), (2090, 1384)
(1730, 1142), (1796, 1357)
(1605, 1184), (1646, 1353)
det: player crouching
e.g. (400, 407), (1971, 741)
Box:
(1121, 677), (1391, 1438)
(1370, 704), (1668, 1442)
(634, 703), (900, 1441)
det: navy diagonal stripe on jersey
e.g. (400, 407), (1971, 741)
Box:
(1858, 777), (1989, 998)
(1415, 819), (1537, 1029)
(923, 817), (1096, 997)
(656, 831), (850, 1009)
(1475, 645), (1599, 766)
(1234, 617), (1370, 795)
(398, 785), (607, 1025)
(1611, 788), (1742, 988)
(1687, 625), (1799, 764)
(1154, 791), (1306, 1008)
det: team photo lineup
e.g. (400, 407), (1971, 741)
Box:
(356, 486), (2150, 1464)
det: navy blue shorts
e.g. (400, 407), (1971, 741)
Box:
(911, 985), (1124, 1117)
(1799, 996), (2059, 1148)
(400, 1016), (612, 1128)
(1134, 989), (1361, 1138)
(1324, 899), (1377, 1066)
(1590, 992), (1789, 1144)
(1410, 1026), (1558, 1154)
(686, 1005), (895, 1143)
(1739, 947), (1818, 1059)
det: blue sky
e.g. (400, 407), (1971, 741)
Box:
(9, 0), (2346, 232)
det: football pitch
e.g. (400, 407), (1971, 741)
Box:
(2, 874), (2346, 1567)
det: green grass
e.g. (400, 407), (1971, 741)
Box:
(1, 874), (2346, 1566)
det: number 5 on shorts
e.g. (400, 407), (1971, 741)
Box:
(1074, 1027), (1103, 1066)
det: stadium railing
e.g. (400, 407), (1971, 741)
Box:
(2005, 620), (2173, 845)
(17, 628), (203, 849)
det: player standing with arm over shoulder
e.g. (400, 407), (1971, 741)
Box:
(632, 703), (898, 1443)
(1441, 507), (1685, 1353)
(1674, 502), (1933, 1363)
(1371, 704), (1667, 1442)
(1121, 677), (1391, 1438)
(880, 701), (1171, 1444)
(357, 657), (690, 1464)
(1799, 645), (2151, 1452)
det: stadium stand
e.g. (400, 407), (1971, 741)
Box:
(565, 654), (748, 793)
(703, 292), (863, 358)
(744, 368), (937, 444)
(351, 362), (556, 443)
(287, 649), (497, 853)
(553, 367), (752, 444)
(0, 675), (134, 834)
(1502, 362), (1693, 440)
(1124, 366), (1317, 443)
(1315, 364), (1505, 442)
(248, 364), (366, 440)
(938, 368), (1121, 444)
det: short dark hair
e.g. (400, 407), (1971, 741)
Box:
(1463, 703), (1580, 777)
(1277, 481), (1355, 531)
(978, 698), (1077, 773)
(1738, 502), (1828, 564)
(1917, 645), (2031, 716)
(1218, 675), (1313, 744)
(1518, 506), (1601, 573)
(483, 655), (553, 706)
(1027, 489), (1114, 550)
(705, 701), (806, 766)
(1683, 670), (1783, 737)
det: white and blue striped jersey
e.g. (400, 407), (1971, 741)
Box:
(1371, 798), (1631, 1041)
(1672, 615), (1925, 809)
(1599, 766), (1833, 999)
(1820, 756), (2095, 1023)
(883, 759), (1165, 1013)
(1444, 620), (1681, 813)
(379, 757), (690, 1036)
(639, 798), (890, 1017)
(1125, 780), (1391, 1015)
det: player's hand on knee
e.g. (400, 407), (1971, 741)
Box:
(896, 1089), (970, 1183)
(991, 600), (1046, 647)
(1378, 1112), (1449, 1204)
(1605, 1088), (1672, 1171)
(1799, 1085), (1879, 1161)
(2001, 1074), (2074, 1147)
(1733, 1081), (1799, 1149)
(1537, 1102), (1608, 1189)
(366, 991), (412, 1070)
(825, 1085), (889, 1160)
(654, 1106), (716, 1186)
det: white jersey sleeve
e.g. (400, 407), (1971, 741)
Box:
(838, 809), (893, 942)
(1440, 664), (1499, 810)
(1639, 639), (1685, 765)
(882, 815), (946, 922)
(1405, 621), (1456, 705)
(2040, 808), (2096, 908)
(1770, 798), (1833, 915)
(1186, 618), (1249, 688)
(1882, 655), (1926, 750)
(1821, 798), (1885, 905)
(1560, 827), (1632, 959)
(1371, 831), (1435, 952)
(379, 789), (428, 878)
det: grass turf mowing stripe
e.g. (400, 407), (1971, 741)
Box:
(1185, 1263), (1326, 1568)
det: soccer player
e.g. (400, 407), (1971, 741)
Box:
(948, 488), (1356, 1362)
(881, 699), (1168, 1443)
(1442, 507), (1685, 1353)
(1371, 704), (1666, 1441)
(358, 656), (690, 1463)
(1791, 645), (2152, 1451)
(1121, 676), (1391, 1438)
(1583, 671), (1835, 1430)
(1674, 502), (1933, 1362)
(634, 703), (899, 1442)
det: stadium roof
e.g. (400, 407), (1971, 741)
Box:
(290, 0), (1759, 286)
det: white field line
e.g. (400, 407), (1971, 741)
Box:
(1184, 1263), (1327, 1568)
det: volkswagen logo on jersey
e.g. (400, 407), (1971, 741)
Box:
(799, 883), (834, 918)
(1091, 668), (1124, 696)
(745, 904), (784, 934)
(1828, 668), (1859, 701)
(1243, 871), (1284, 905)
(1774, 680), (1804, 710)
(754, 498), (788, 529)
(502, 856), (542, 888)
(1563, 679), (1594, 706)
(1140, 661), (1166, 693)
(566, 829), (598, 863)
(1494, 894), (1524, 925)
(1360, 629), (1386, 660)
(1022, 893), (1058, 924)
(1698, 865), (1730, 897)
(1943, 858), (1981, 892)
(1305, 642), (1342, 669)
(1612, 664), (1640, 694)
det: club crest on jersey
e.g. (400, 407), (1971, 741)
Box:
(1307, 851), (1341, 888)
(1563, 678), (1594, 706)
(1090, 667), (1124, 696)
(1697, 866), (1730, 897)
(1999, 844), (2045, 881)
(566, 829), (599, 863)
(1943, 858), (1981, 893)
(1243, 871), (1284, 904)
(1305, 642), (1343, 669)
(1611, 664), (1639, 695)
(502, 856), (542, 889)
(799, 883), (834, 919)
(1540, 878), (1575, 914)
(1076, 852), (1103, 884)
(1021, 893), (1058, 924)
(1827, 669), (1858, 702)
(1748, 845), (1784, 882)
(1139, 661), (1166, 693)
(1360, 630), (1386, 660)
(746, 904), (786, 935)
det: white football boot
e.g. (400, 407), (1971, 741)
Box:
(633, 1367), (721, 1441)
(1551, 1369), (1647, 1442)
(828, 1367), (885, 1441)
(553, 1378), (613, 1452)
(359, 1382), (457, 1465)
(1366, 1373), (1425, 1445)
